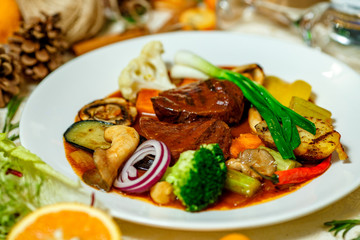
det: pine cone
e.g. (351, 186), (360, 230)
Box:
(0, 45), (21, 108)
(8, 13), (68, 82)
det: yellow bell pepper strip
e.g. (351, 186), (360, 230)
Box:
(264, 76), (312, 107)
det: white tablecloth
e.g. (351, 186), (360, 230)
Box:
(4, 6), (359, 240)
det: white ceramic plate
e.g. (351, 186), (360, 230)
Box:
(20, 31), (360, 231)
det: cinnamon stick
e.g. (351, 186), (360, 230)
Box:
(72, 28), (149, 56)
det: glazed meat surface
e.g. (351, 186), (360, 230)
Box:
(151, 79), (245, 124)
(139, 117), (232, 161)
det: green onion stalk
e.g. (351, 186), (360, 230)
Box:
(174, 51), (316, 159)
(2, 96), (23, 141)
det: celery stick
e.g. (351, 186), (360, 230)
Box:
(225, 169), (261, 197)
(289, 96), (332, 120)
(259, 146), (302, 171)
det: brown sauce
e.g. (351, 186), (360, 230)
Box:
(63, 94), (308, 211)
(64, 139), (307, 211)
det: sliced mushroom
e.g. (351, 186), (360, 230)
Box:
(255, 117), (342, 163)
(78, 97), (137, 126)
(231, 64), (265, 85)
(82, 125), (140, 191)
(248, 107), (262, 133)
(226, 158), (261, 180)
(226, 149), (277, 180)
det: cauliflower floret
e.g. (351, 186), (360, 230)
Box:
(118, 41), (176, 102)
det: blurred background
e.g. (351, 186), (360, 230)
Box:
(1, 0), (358, 113)
(1, 0), (359, 79)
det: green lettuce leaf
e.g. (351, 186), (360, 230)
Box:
(0, 133), (97, 239)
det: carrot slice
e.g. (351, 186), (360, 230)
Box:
(136, 89), (160, 114)
(72, 28), (148, 56)
(230, 133), (263, 158)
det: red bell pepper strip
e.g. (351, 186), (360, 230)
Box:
(274, 155), (332, 185)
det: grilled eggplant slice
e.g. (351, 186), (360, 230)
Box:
(64, 120), (114, 152)
(78, 97), (137, 126)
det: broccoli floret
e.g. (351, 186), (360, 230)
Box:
(163, 143), (227, 212)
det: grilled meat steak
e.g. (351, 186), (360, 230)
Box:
(151, 79), (245, 124)
(139, 117), (232, 161)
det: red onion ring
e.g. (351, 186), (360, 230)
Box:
(113, 139), (171, 193)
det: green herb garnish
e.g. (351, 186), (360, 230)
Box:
(173, 51), (316, 159)
(325, 219), (360, 239)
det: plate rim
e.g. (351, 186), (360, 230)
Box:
(19, 30), (360, 231)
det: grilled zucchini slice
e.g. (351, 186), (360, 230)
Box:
(64, 120), (114, 152)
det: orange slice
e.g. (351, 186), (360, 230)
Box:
(7, 203), (121, 240)
(0, 0), (21, 43)
(219, 233), (251, 240)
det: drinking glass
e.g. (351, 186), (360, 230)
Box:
(216, 0), (360, 72)
(298, 0), (360, 72)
